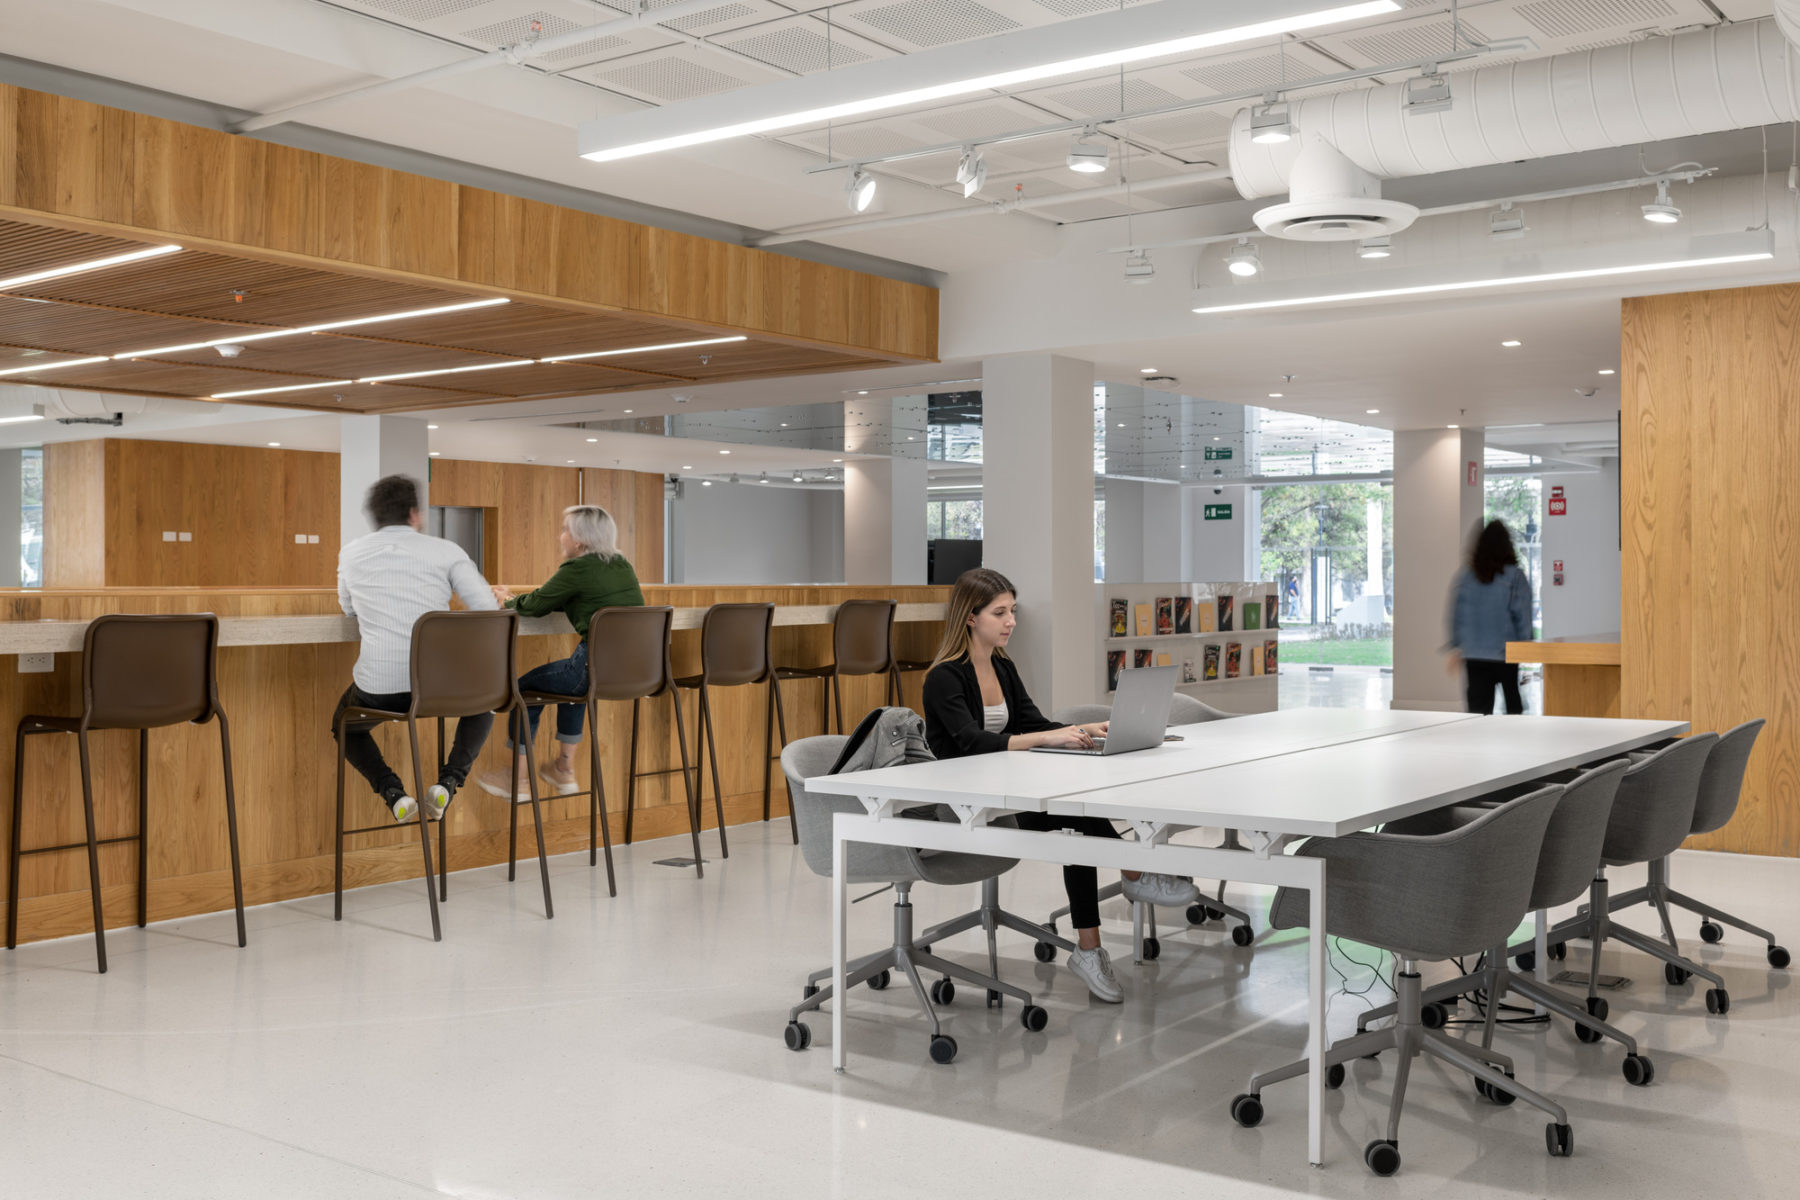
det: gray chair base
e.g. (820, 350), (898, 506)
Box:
(919, 875), (1075, 969)
(1606, 856), (1790, 969)
(784, 881), (1047, 1063)
(1232, 964), (1574, 1175)
(1542, 870), (1730, 1013)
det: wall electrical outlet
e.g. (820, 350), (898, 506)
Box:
(307, 534), (319, 544)
(163, 531), (177, 542)
(17, 653), (52, 673)
(294, 534), (306, 544)
(178, 532), (192, 542)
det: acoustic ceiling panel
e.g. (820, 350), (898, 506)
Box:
(845, 0), (1022, 49)
(1513, 0), (1681, 40)
(722, 26), (872, 73)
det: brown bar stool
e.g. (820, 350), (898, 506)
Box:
(527, 605), (703, 883)
(776, 599), (901, 736)
(8, 614), (245, 974)
(334, 609), (548, 941)
(673, 603), (790, 856)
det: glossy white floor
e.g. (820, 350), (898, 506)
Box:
(1, 816), (1795, 1198)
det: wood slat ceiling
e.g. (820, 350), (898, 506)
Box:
(0, 217), (888, 412)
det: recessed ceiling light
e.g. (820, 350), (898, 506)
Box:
(1366, 408), (1380, 414)
(780, 422), (788, 426)
(540, 335), (746, 363)
(586, 437), (598, 442)
(114, 298), (509, 360)
(266, 441), (281, 447)
(1268, 392), (1283, 398)
(832, 458), (843, 463)
(682, 465), (692, 469)
(429, 451), (441, 457)
(1501, 340), (1521, 347)
(0, 355), (111, 378)
(1140, 367), (1157, 374)
(0, 244), (180, 293)
(1598, 368), (1616, 375)
(1213, 436), (1221, 441)
(427, 424), (438, 429)
(720, 449), (731, 454)
(1447, 423), (1460, 429)
(701, 480), (712, 486)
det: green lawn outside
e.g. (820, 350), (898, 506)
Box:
(1279, 638), (1393, 667)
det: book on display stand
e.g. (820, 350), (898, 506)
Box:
(1110, 598), (1128, 637)
(1174, 596), (1193, 634)
(1155, 597), (1174, 636)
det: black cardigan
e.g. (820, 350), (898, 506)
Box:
(922, 654), (1063, 760)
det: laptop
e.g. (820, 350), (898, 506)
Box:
(1031, 665), (1177, 757)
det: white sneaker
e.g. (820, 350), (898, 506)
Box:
(423, 784), (451, 822)
(1067, 946), (1124, 1003)
(1121, 872), (1200, 908)
(386, 793), (418, 823)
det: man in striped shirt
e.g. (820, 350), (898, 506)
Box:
(334, 474), (498, 823)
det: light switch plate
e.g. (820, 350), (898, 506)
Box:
(294, 534), (306, 544)
(18, 653), (52, 673)
(163, 531), (177, 542)
(178, 532), (192, 542)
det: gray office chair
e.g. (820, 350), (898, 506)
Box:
(1537, 733), (1729, 1012)
(1602, 720), (1787, 969)
(780, 736), (1048, 1065)
(1362, 759), (1655, 1084)
(1228, 785), (1567, 1176)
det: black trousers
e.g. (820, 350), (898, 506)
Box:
(1013, 812), (1123, 929)
(331, 684), (495, 797)
(1464, 659), (1523, 716)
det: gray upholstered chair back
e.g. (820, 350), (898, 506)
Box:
(1168, 694), (1235, 723)
(1601, 732), (1717, 866)
(1690, 719), (1764, 836)
(1271, 785), (1560, 961)
(1051, 704), (1111, 726)
(1529, 759), (1628, 911)
(783, 736), (917, 884)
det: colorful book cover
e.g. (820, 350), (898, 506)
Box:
(1217, 595), (1234, 632)
(1243, 601), (1260, 631)
(1204, 644), (1220, 680)
(1134, 603), (1153, 636)
(1106, 649), (1125, 692)
(1174, 596), (1193, 634)
(1264, 640), (1278, 675)
(1225, 642), (1242, 679)
(1181, 658), (1197, 684)
(1155, 597), (1174, 635)
(1155, 652), (1172, 667)
(1265, 593), (1279, 630)
(1134, 647), (1154, 669)
(1250, 644), (1263, 675)
(1110, 598), (1129, 637)
(1198, 601), (1216, 633)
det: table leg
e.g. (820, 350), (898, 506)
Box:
(832, 815), (849, 1072)
(1306, 854), (1326, 1167)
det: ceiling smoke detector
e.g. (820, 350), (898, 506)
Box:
(215, 343), (246, 358)
(1253, 134), (1418, 242)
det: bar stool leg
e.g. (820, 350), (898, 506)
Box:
(333, 714), (348, 921)
(761, 679), (775, 823)
(818, 673), (830, 736)
(589, 699), (616, 896)
(507, 710), (521, 882)
(624, 698), (641, 844)
(687, 685), (707, 833)
(516, 705), (553, 920)
(8, 726), (28, 949)
(769, 677), (794, 844)
(406, 719), (441, 942)
(667, 690), (704, 880)
(215, 710), (246, 948)
(700, 682), (728, 859)
(831, 672), (844, 735)
(76, 729), (107, 974)
(436, 716), (448, 903)
(136, 730), (149, 928)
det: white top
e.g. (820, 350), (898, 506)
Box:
(337, 525), (496, 693)
(982, 701), (1008, 734)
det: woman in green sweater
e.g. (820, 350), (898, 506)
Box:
(477, 504), (643, 800)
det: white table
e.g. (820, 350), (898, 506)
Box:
(809, 709), (1689, 1167)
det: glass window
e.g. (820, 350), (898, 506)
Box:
(20, 447), (42, 589)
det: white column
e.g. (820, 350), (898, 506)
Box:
(1538, 459), (1620, 638)
(982, 354), (1095, 713)
(1103, 480), (1144, 582)
(339, 415), (429, 545)
(1392, 427), (1484, 711)
(843, 458), (927, 584)
(0, 449), (21, 588)
(1187, 484), (1256, 580)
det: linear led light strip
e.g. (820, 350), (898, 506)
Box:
(113, 297), (512, 359)
(542, 335), (745, 362)
(1191, 251), (1777, 315)
(579, 1), (1400, 162)
(0, 244), (181, 292)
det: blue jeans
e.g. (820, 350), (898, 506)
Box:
(511, 644), (589, 746)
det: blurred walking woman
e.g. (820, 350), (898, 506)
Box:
(478, 505), (643, 799)
(1447, 519), (1534, 715)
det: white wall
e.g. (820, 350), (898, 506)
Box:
(672, 482), (843, 584)
(1539, 458), (1621, 638)
(1186, 485), (1257, 580)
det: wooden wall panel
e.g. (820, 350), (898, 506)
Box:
(580, 466), (665, 584)
(1622, 284), (1800, 857)
(41, 441), (107, 588)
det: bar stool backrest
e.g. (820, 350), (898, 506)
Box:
(587, 605), (675, 701)
(832, 599), (895, 676)
(83, 613), (220, 729)
(700, 602), (774, 686)
(1690, 718), (1765, 835)
(409, 610), (519, 719)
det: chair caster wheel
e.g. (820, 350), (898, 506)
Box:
(1705, 987), (1730, 1015)
(1047, 920), (1058, 936)
(930, 978), (955, 1006)
(867, 969), (891, 991)
(1664, 962), (1691, 986)
(1514, 951), (1536, 972)
(802, 984), (819, 1000)
(1769, 945), (1791, 969)
(1622, 1054), (1654, 1086)
(1142, 936), (1161, 961)
(1699, 921), (1722, 944)
(1574, 1021), (1604, 1044)
(1476, 1074), (1516, 1106)
(1586, 995), (1608, 1022)
(1324, 1063), (1345, 1090)
(928, 1033), (958, 1064)
(1229, 1093), (1263, 1128)
(1549, 940), (1567, 961)
(1033, 941), (1057, 963)
(1546, 1123), (1574, 1158)
(784, 1021), (811, 1051)
(1421, 1002), (1449, 1029)
(1187, 904), (1208, 925)
(1231, 924), (1255, 947)
(1020, 1004), (1049, 1033)
(1364, 1139), (1401, 1176)
(1206, 906), (1225, 922)
(987, 988), (1002, 1009)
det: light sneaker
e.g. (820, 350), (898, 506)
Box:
(386, 792), (418, 823)
(423, 784), (452, 822)
(1068, 946), (1124, 1003)
(475, 767), (531, 802)
(1121, 872), (1200, 908)
(539, 763), (580, 795)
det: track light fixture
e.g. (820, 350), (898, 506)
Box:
(846, 167), (877, 212)
(1403, 70), (1452, 115)
(1124, 250), (1155, 284)
(1488, 202), (1527, 240)
(1642, 178), (1681, 224)
(1248, 97), (1293, 144)
(955, 147), (987, 198)
(1067, 131), (1109, 174)
(1357, 236), (1391, 259)
(1225, 238), (1262, 278)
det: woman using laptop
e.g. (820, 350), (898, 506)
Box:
(922, 567), (1198, 1004)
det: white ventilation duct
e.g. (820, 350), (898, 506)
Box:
(1229, 18), (1800, 203)
(1251, 133), (1417, 240)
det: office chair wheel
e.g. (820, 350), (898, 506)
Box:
(1705, 987), (1730, 1015)
(1364, 1139), (1401, 1176)
(1585, 995), (1609, 1022)
(1229, 1093), (1263, 1128)
(1033, 941), (1057, 963)
(1142, 936), (1161, 961)
(802, 984), (819, 1000)
(1514, 951), (1536, 972)
(1047, 920), (1058, 936)
(1549, 940), (1567, 961)
(928, 1034), (958, 1065)
(1574, 1020), (1604, 1044)
(784, 1021), (811, 1051)
(1206, 906), (1226, 922)
(1323, 1063), (1345, 1090)
(1545, 1123), (1574, 1158)
(1020, 1004), (1049, 1033)
(1768, 945), (1791, 969)
(1231, 923), (1255, 948)
(1475, 1073), (1516, 1106)
(1699, 921), (1723, 944)
(1664, 962), (1691, 986)
(1420, 1002), (1449, 1029)
(1187, 904), (1209, 925)
(987, 988), (1003, 1008)
(868, 969), (891, 991)
(1622, 1054), (1654, 1086)
(930, 978), (955, 1006)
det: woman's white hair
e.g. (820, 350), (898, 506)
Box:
(563, 505), (621, 560)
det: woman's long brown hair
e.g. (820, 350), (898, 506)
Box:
(929, 567), (1017, 671)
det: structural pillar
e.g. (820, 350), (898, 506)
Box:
(0, 448), (21, 587)
(842, 395), (927, 585)
(339, 415), (429, 546)
(982, 354), (1096, 713)
(1392, 427), (1484, 711)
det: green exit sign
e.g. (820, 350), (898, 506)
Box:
(1204, 503), (1233, 521)
(1204, 446), (1233, 461)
